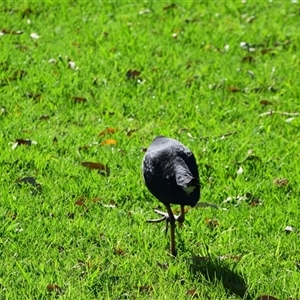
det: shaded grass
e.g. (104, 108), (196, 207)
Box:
(1, 1), (300, 299)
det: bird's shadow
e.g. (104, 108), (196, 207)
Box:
(188, 255), (253, 300)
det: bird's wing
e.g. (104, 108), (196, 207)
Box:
(174, 157), (197, 195)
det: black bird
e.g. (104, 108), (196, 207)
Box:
(142, 136), (200, 256)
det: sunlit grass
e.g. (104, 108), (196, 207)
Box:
(0, 1), (300, 299)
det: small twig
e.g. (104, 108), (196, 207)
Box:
(260, 110), (300, 117)
(199, 131), (237, 141)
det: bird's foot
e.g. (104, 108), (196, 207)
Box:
(146, 209), (184, 234)
(146, 209), (181, 223)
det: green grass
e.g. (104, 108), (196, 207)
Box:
(1, 1), (300, 299)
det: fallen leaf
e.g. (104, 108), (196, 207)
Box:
(218, 254), (242, 261)
(186, 288), (199, 298)
(58, 245), (65, 252)
(75, 200), (85, 206)
(114, 247), (126, 256)
(249, 198), (261, 207)
(30, 32), (40, 39)
(245, 192), (262, 206)
(39, 115), (49, 120)
(92, 197), (102, 203)
(138, 286), (153, 294)
(284, 226), (296, 234)
(48, 58), (57, 64)
(98, 127), (117, 136)
(21, 8), (34, 18)
(126, 69), (141, 79)
(261, 48), (275, 55)
(260, 100), (273, 106)
(73, 96), (87, 103)
(237, 166), (243, 175)
(0, 28), (23, 35)
(17, 176), (42, 194)
(227, 86), (240, 92)
(1, 107), (7, 115)
(101, 139), (117, 146)
(246, 15), (255, 23)
(81, 161), (110, 176)
(139, 8), (151, 15)
(273, 178), (288, 187)
(256, 296), (279, 300)
(6, 212), (17, 220)
(68, 61), (78, 70)
(14, 139), (33, 147)
(46, 284), (63, 295)
(102, 204), (116, 208)
(205, 218), (219, 229)
(242, 56), (255, 63)
(126, 128), (138, 136)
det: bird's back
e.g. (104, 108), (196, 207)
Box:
(143, 136), (200, 207)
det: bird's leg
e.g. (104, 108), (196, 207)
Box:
(176, 205), (185, 224)
(165, 204), (177, 257)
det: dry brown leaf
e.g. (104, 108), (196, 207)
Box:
(17, 177), (42, 194)
(249, 199), (261, 207)
(126, 69), (141, 79)
(81, 161), (110, 176)
(6, 212), (17, 220)
(126, 128), (138, 137)
(256, 296), (278, 300)
(0, 28), (23, 35)
(186, 288), (199, 298)
(242, 56), (255, 63)
(260, 100), (273, 106)
(92, 197), (102, 203)
(101, 139), (117, 146)
(78, 145), (89, 151)
(15, 139), (32, 146)
(26, 93), (41, 102)
(273, 178), (288, 187)
(46, 284), (63, 295)
(39, 115), (49, 120)
(138, 286), (153, 294)
(205, 218), (219, 229)
(114, 247), (126, 256)
(75, 200), (85, 206)
(98, 127), (117, 136)
(227, 86), (240, 92)
(261, 48), (274, 55)
(73, 96), (87, 103)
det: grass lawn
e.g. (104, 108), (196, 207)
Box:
(1, 1), (300, 299)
